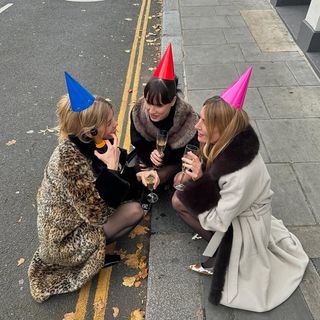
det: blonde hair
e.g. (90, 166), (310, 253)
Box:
(57, 94), (113, 141)
(201, 96), (249, 168)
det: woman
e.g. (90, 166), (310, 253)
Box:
(172, 68), (308, 312)
(28, 73), (149, 302)
(131, 43), (198, 186)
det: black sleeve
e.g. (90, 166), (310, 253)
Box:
(95, 168), (130, 208)
(130, 112), (154, 167)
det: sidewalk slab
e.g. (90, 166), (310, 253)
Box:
(145, 233), (205, 320)
(182, 16), (230, 29)
(163, 11), (181, 36)
(186, 64), (238, 90)
(259, 86), (320, 118)
(266, 163), (315, 226)
(185, 44), (244, 65)
(286, 60), (320, 85)
(236, 62), (298, 86)
(180, 6), (216, 17)
(257, 119), (320, 162)
(240, 42), (304, 62)
(183, 28), (226, 46)
(180, 0), (219, 6)
(226, 15), (247, 28)
(293, 163), (320, 223)
(223, 27), (255, 44)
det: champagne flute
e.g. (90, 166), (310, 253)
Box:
(156, 130), (168, 156)
(146, 174), (159, 203)
(174, 144), (199, 191)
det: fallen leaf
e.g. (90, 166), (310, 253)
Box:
(17, 216), (22, 223)
(124, 253), (140, 269)
(123, 276), (136, 287)
(38, 126), (59, 135)
(63, 312), (76, 320)
(134, 281), (141, 288)
(148, 67), (156, 71)
(17, 258), (25, 266)
(138, 268), (148, 279)
(26, 130), (34, 134)
(6, 139), (16, 146)
(129, 225), (149, 239)
(112, 306), (120, 318)
(114, 248), (127, 260)
(138, 260), (147, 270)
(130, 308), (145, 320)
(125, 18), (133, 21)
(125, 50), (131, 53)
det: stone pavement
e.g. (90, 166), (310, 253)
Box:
(145, 0), (320, 319)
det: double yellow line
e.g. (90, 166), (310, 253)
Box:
(72, 0), (152, 318)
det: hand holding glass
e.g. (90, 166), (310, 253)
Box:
(146, 174), (159, 203)
(174, 144), (199, 191)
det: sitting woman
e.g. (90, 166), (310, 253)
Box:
(28, 73), (148, 303)
(172, 67), (309, 312)
(130, 43), (198, 186)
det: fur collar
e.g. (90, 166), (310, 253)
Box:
(177, 125), (259, 214)
(131, 96), (198, 149)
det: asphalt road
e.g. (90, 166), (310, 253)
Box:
(0, 0), (161, 318)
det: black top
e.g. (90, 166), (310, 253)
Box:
(130, 107), (198, 167)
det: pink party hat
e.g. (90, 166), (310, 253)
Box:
(220, 66), (252, 109)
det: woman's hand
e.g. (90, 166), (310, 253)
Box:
(94, 134), (120, 170)
(150, 149), (164, 167)
(136, 170), (160, 189)
(182, 151), (203, 181)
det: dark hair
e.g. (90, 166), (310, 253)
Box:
(144, 75), (180, 106)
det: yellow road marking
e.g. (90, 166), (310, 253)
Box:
(117, 0), (147, 141)
(93, 243), (116, 320)
(72, 0), (148, 318)
(123, 0), (152, 150)
(73, 281), (92, 320)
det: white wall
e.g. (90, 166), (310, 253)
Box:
(306, 0), (320, 31)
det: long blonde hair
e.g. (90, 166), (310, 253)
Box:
(57, 94), (113, 141)
(201, 96), (249, 168)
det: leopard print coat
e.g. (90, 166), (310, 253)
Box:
(28, 139), (116, 303)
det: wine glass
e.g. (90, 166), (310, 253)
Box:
(156, 130), (168, 156)
(174, 144), (199, 191)
(146, 174), (159, 203)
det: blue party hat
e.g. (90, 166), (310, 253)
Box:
(64, 72), (95, 112)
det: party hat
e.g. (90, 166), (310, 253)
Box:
(153, 43), (175, 81)
(220, 66), (252, 109)
(64, 72), (95, 112)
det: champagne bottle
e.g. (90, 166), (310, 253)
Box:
(90, 128), (107, 154)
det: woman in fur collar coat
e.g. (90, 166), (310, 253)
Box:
(28, 95), (145, 302)
(172, 96), (309, 312)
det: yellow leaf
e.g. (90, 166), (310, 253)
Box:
(114, 248), (127, 260)
(112, 306), (120, 318)
(138, 261), (147, 270)
(6, 139), (16, 146)
(124, 253), (140, 269)
(130, 308), (145, 320)
(136, 243), (143, 251)
(17, 258), (25, 266)
(129, 225), (149, 239)
(134, 281), (141, 288)
(63, 312), (75, 320)
(122, 276), (136, 287)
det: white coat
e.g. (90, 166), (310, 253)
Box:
(198, 154), (309, 312)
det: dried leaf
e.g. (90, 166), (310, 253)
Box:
(138, 260), (147, 270)
(130, 308), (145, 320)
(17, 258), (25, 266)
(38, 126), (59, 135)
(112, 306), (120, 318)
(134, 281), (141, 288)
(123, 276), (136, 287)
(138, 268), (148, 279)
(129, 225), (149, 239)
(6, 139), (16, 146)
(26, 130), (34, 134)
(125, 18), (133, 21)
(63, 312), (76, 320)
(124, 253), (140, 269)
(125, 49), (131, 53)
(17, 216), (22, 223)
(114, 248), (127, 260)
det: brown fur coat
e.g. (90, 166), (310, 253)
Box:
(28, 139), (115, 303)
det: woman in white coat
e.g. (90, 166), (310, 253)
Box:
(172, 93), (309, 312)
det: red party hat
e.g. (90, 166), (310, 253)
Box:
(153, 43), (175, 80)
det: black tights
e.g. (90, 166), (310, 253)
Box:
(103, 202), (144, 244)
